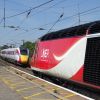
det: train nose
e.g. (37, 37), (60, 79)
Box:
(20, 55), (28, 63)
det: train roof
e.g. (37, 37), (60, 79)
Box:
(1, 47), (19, 51)
(40, 20), (100, 41)
(1, 47), (28, 51)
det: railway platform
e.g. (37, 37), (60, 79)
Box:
(0, 65), (93, 100)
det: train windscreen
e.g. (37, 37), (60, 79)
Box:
(20, 49), (28, 55)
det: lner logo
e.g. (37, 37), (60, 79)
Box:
(41, 49), (49, 61)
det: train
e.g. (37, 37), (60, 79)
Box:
(30, 20), (100, 90)
(0, 20), (100, 90)
(0, 47), (29, 66)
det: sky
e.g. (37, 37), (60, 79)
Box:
(0, 0), (100, 47)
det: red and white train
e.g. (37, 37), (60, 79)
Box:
(30, 21), (100, 89)
(0, 47), (29, 65)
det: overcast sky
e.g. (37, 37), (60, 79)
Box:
(0, 0), (100, 46)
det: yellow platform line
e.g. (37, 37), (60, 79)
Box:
(16, 86), (37, 92)
(2, 78), (13, 83)
(41, 83), (48, 87)
(10, 81), (26, 86)
(11, 84), (27, 89)
(24, 91), (46, 100)
(2, 79), (26, 89)
(23, 84), (60, 100)
(64, 93), (76, 98)
(1, 77), (21, 81)
(57, 93), (76, 100)
(0, 76), (18, 81)
(48, 87), (60, 93)
(2, 79), (12, 85)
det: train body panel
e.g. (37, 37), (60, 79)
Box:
(0, 48), (20, 61)
(20, 55), (29, 64)
(31, 37), (87, 81)
(31, 21), (100, 89)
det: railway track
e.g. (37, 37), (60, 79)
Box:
(0, 58), (99, 100)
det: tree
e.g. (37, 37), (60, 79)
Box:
(20, 41), (35, 57)
(0, 45), (9, 50)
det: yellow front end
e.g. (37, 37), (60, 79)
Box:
(20, 55), (29, 64)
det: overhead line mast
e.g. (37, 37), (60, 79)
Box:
(4, 0), (6, 28)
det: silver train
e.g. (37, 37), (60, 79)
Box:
(0, 47), (29, 65)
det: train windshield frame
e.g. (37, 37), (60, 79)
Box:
(20, 49), (28, 55)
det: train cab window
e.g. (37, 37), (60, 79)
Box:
(60, 27), (79, 38)
(41, 34), (49, 41)
(75, 25), (88, 36)
(58, 29), (68, 38)
(46, 33), (54, 40)
(41, 32), (61, 41)
(20, 49), (28, 55)
(60, 26), (87, 38)
(51, 32), (60, 39)
(40, 21), (100, 41)
(58, 28), (72, 38)
(89, 22), (100, 34)
(68, 27), (78, 37)
(60, 32), (68, 38)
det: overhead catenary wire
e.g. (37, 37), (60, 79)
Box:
(30, 0), (83, 18)
(10, 6), (100, 43)
(18, 0), (67, 27)
(36, 5), (100, 29)
(1, 1), (100, 46)
(5, 0), (55, 19)
(0, 0), (55, 30)
(19, 5), (99, 33)
(12, 0), (68, 29)
(18, 6), (100, 33)
(81, 9), (100, 17)
(60, 5), (100, 22)
(47, 12), (64, 33)
(3, 0), (90, 31)
(4, 0), (55, 28)
(31, 0), (68, 16)
(1, 2), (100, 32)
(1, 5), (100, 33)
(14, 12), (64, 37)
(1, 7), (100, 33)
(0, 18), (4, 25)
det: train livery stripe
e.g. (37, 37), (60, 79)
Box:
(31, 37), (84, 70)
(31, 37), (87, 79)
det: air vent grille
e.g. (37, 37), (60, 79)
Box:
(84, 37), (100, 86)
